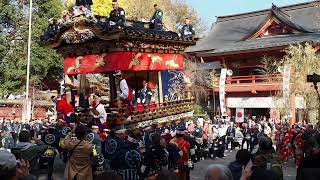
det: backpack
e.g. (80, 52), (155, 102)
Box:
(266, 154), (283, 180)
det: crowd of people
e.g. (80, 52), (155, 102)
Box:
(1, 114), (320, 180)
(40, 0), (195, 41)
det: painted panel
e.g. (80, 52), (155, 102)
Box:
(64, 52), (184, 75)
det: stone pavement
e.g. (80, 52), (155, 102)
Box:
(190, 150), (297, 180)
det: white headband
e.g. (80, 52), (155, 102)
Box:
(127, 136), (138, 143)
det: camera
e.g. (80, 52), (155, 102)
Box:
(307, 73), (320, 83)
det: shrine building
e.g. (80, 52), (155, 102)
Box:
(187, 1), (320, 123)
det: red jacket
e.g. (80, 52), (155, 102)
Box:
(57, 98), (73, 115)
(175, 137), (190, 164)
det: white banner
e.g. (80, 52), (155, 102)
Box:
(283, 65), (291, 117)
(227, 97), (276, 108)
(219, 69), (227, 116)
(235, 108), (245, 123)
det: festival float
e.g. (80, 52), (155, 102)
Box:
(41, 17), (197, 129)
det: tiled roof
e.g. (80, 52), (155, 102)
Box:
(187, 1), (320, 54)
(204, 33), (320, 55)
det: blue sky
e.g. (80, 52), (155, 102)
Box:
(186, 0), (313, 22)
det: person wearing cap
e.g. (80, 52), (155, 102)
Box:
(114, 71), (133, 107)
(180, 18), (195, 38)
(150, 4), (163, 30)
(109, 0), (126, 30)
(0, 150), (31, 180)
(40, 17), (60, 41)
(170, 125), (190, 180)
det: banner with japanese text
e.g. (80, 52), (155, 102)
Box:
(283, 65), (291, 117)
(219, 69), (227, 116)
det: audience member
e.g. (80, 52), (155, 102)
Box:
(228, 150), (250, 180)
(64, 124), (93, 180)
(205, 164), (233, 180)
(0, 150), (32, 180)
(16, 130), (47, 177)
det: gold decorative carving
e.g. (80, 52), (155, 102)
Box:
(129, 53), (142, 69)
(95, 53), (107, 68)
(67, 56), (83, 73)
(165, 55), (179, 69)
(148, 54), (163, 69)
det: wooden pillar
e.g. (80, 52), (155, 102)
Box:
(109, 72), (117, 102)
(64, 75), (72, 103)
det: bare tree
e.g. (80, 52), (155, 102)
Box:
(260, 43), (320, 124)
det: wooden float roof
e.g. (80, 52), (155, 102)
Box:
(42, 20), (197, 57)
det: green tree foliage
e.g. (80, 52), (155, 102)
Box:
(0, 0), (205, 96)
(126, 0), (206, 34)
(65, 0), (126, 17)
(0, 0), (63, 96)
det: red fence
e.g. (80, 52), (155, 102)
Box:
(226, 74), (280, 85)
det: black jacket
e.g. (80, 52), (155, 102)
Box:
(76, 0), (93, 6)
(251, 167), (279, 180)
(228, 161), (243, 180)
(297, 153), (320, 180)
(17, 140), (47, 175)
(109, 7), (126, 24)
(180, 24), (195, 37)
(151, 9), (163, 23)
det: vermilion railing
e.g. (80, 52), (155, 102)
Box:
(225, 74), (281, 85)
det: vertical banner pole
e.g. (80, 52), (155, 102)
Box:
(219, 69), (227, 117)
